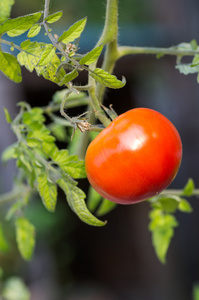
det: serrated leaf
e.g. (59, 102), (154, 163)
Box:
(36, 172), (57, 212)
(17, 40), (65, 84)
(91, 68), (126, 89)
(79, 44), (103, 65)
(53, 150), (86, 178)
(2, 277), (30, 300)
(149, 209), (178, 263)
(0, 51), (22, 82)
(45, 11), (63, 24)
(58, 17), (87, 44)
(178, 198), (193, 213)
(57, 178), (106, 226)
(59, 69), (79, 86)
(190, 39), (198, 51)
(4, 107), (12, 123)
(96, 198), (117, 217)
(0, 223), (9, 252)
(27, 24), (41, 38)
(37, 44), (56, 66)
(182, 178), (195, 196)
(0, 0), (14, 23)
(15, 217), (35, 260)
(0, 12), (42, 37)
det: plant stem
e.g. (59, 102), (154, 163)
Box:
(161, 189), (199, 196)
(44, 0), (50, 19)
(117, 45), (199, 58)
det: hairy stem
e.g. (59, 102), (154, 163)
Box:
(117, 45), (199, 58)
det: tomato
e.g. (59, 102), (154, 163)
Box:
(85, 108), (182, 204)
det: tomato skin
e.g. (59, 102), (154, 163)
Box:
(85, 108), (182, 205)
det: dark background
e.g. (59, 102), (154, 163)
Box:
(1, 0), (199, 299)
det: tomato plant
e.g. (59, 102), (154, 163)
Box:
(85, 108), (182, 204)
(1, 0), (199, 296)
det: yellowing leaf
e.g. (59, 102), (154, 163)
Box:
(37, 172), (57, 212)
(0, 51), (22, 83)
(15, 217), (35, 260)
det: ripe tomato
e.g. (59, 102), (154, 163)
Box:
(85, 108), (182, 204)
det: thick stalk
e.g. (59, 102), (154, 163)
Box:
(117, 45), (199, 58)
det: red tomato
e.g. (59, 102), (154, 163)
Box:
(85, 108), (182, 204)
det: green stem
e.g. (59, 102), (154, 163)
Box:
(161, 189), (199, 196)
(117, 45), (199, 58)
(44, 0), (50, 19)
(96, 0), (119, 47)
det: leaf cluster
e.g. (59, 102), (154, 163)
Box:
(1, 103), (108, 261)
(148, 178), (194, 263)
(0, 10), (125, 89)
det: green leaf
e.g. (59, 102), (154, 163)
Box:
(0, 0), (14, 23)
(190, 39), (198, 51)
(27, 24), (41, 38)
(0, 51), (22, 83)
(1, 143), (17, 162)
(45, 11), (63, 24)
(0, 223), (9, 252)
(58, 17), (87, 44)
(2, 277), (30, 300)
(178, 198), (193, 213)
(57, 177), (106, 226)
(4, 107), (12, 123)
(182, 178), (195, 196)
(15, 217), (35, 260)
(59, 69), (79, 86)
(193, 283), (199, 300)
(0, 12), (42, 37)
(97, 198), (117, 217)
(36, 172), (57, 212)
(158, 197), (179, 213)
(149, 209), (178, 263)
(176, 63), (199, 75)
(37, 44), (56, 66)
(91, 68), (126, 89)
(53, 150), (86, 179)
(79, 44), (104, 65)
(22, 107), (45, 124)
(17, 40), (65, 84)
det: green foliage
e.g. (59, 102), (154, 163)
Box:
(0, 223), (9, 253)
(91, 68), (126, 88)
(0, 51), (22, 83)
(58, 17), (87, 44)
(0, 12), (42, 36)
(79, 44), (104, 65)
(44, 11), (63, 24)
(148, 179), (194, 263)
(0, 0), (14, 23)
(2, 277), (30, 300)
(15, 217), (35, 260)
(193, 283), (199, 300)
